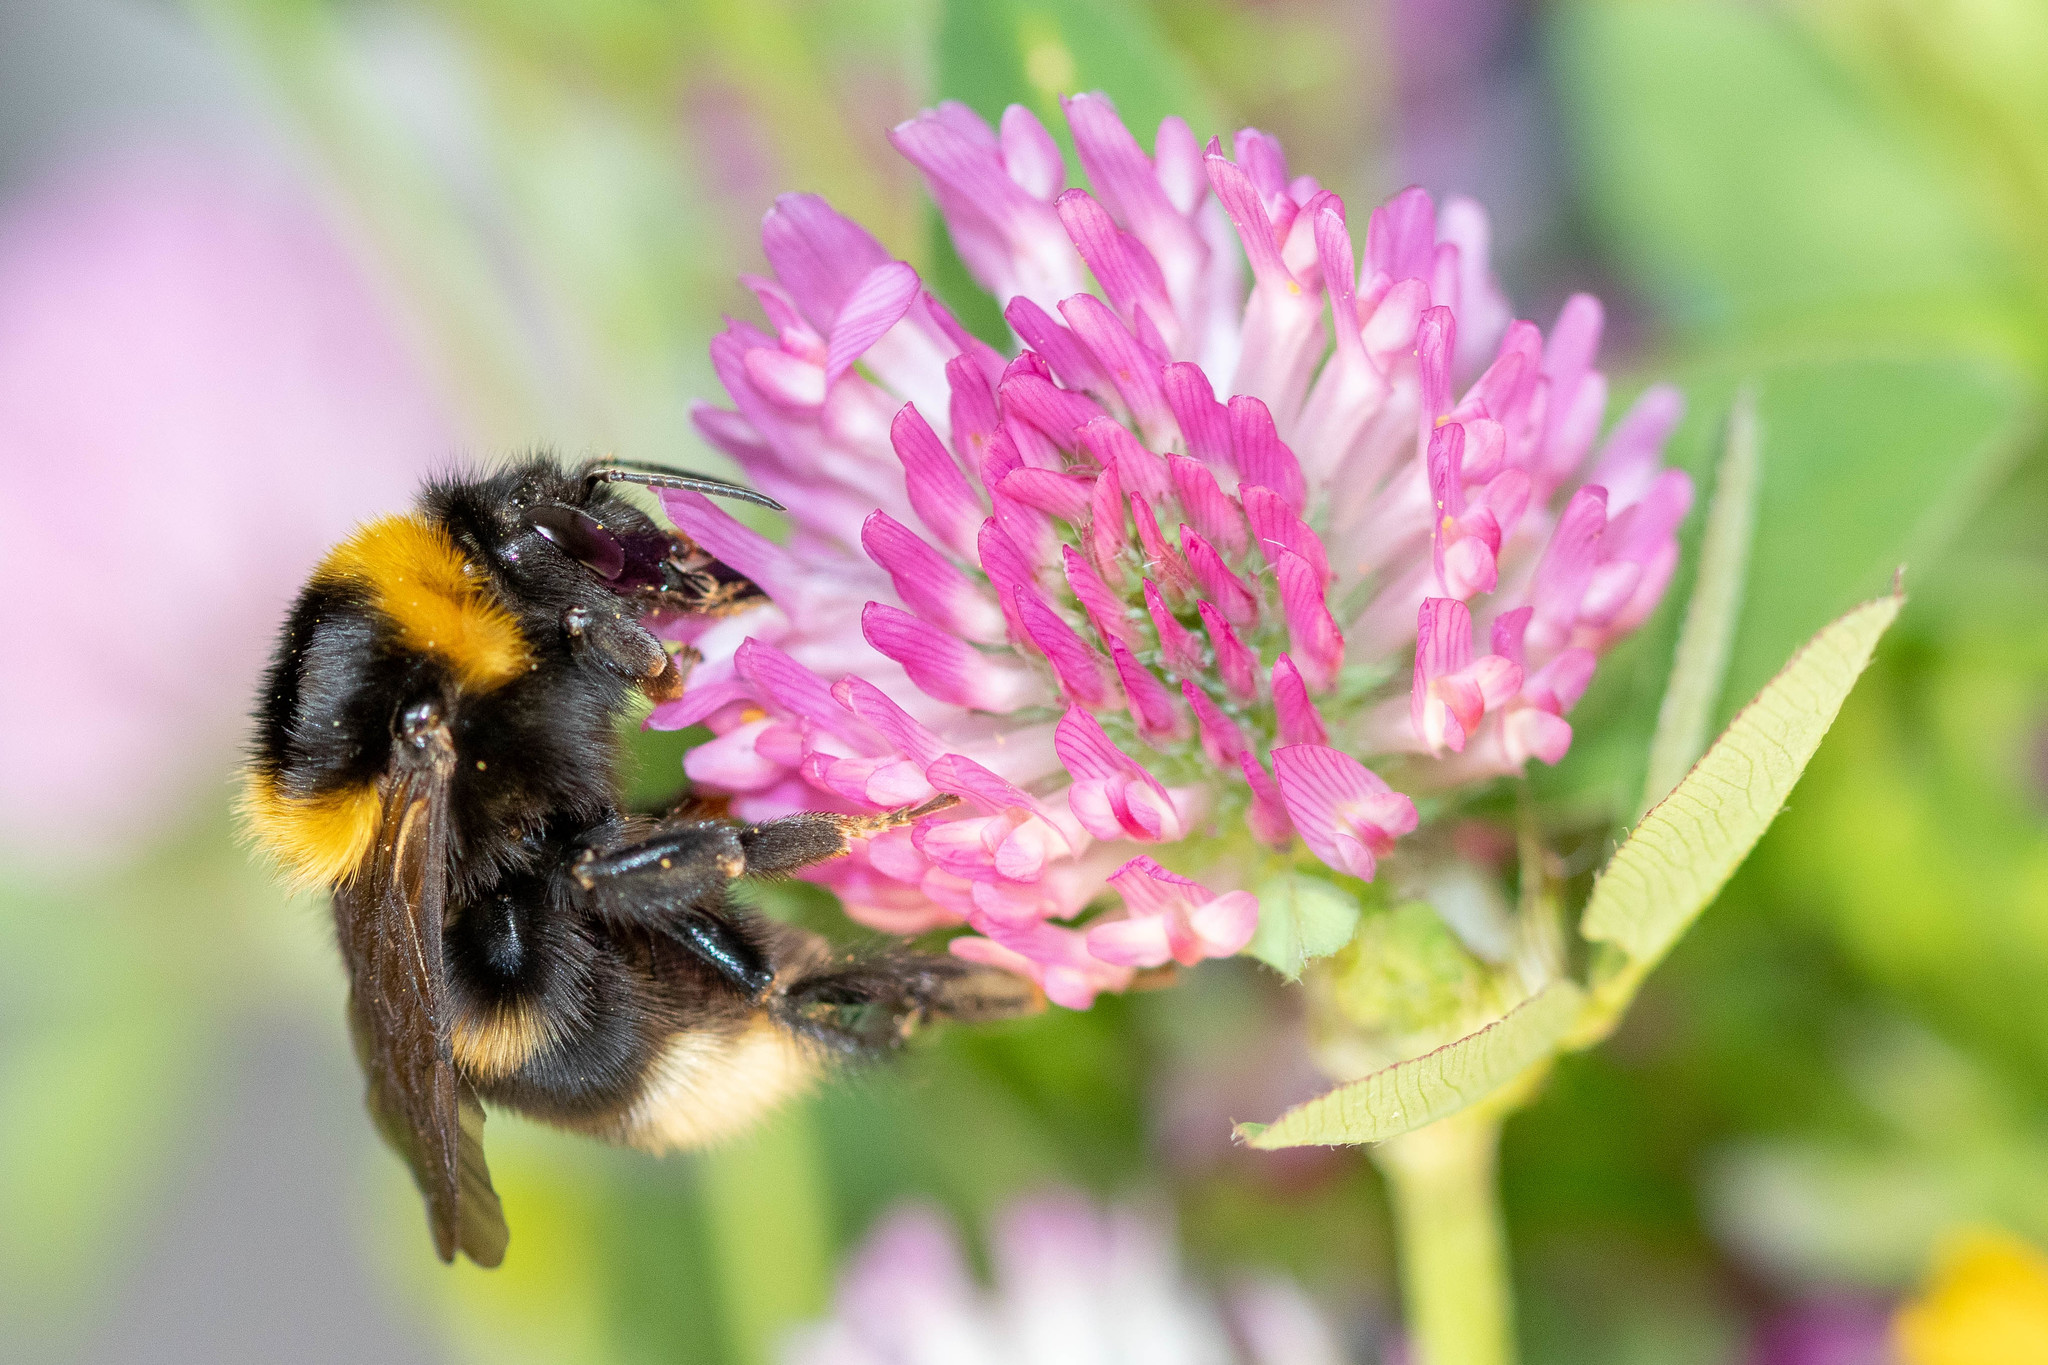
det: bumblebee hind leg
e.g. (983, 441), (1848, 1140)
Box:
(769, 944), (1044, 1056)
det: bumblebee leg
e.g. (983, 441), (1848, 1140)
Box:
(772, 949), (1041, 1055)
(570, 821), (742, 903)
(561, 604), (690, 701)
(567, 824), (773, 995)
(737, 795), (960, 876)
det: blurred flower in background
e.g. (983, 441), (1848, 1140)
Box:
(783, 1191), (1355, 1365)
(0, 146), (449, 856)
(1893, 1228), (2048, 1365)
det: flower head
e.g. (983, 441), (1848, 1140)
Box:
(653, 93), (1689, 1003)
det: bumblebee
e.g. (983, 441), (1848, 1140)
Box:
(244, 456), (1031, 1266)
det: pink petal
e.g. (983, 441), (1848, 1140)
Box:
(760, 192), (892, 329)
(1084, 913), (1176, 969)
(1274, 552), (1343, 690)
(1055, 188), (1172, 325)
(1052, 704), (1139, 782)
(1204, 147), (1293, 290)
(824, 260), (920, 386)
(947, 353), (1001, 468)
(1130, 494), (1194, 598)
(646, 678), (750, 732)
(1503, 707), (1573, 766)
(1145, 579), (1205, 675)
(1468, 653), (1525, 710)
(1271, 654), (1330, 746)
(924, 753), (1048, 823)
(1060, 93), (1203, 299)
(1271, 744), (1417, 881)
(1058, 293), (1171, 442)
(1365, 185), (1436, 284)
(1017, 593), (1117, 707)
(1078, 417), (1169, 499)
(733, 638), (867, 748)
(1528, 648), (1596, 714)
(1309, 190), (1367, 363)
(1005, 295), (1110, 394)
(1183, 680), (1250, 767)
(1168, 454), (1248, 556)
(1227, 395), (1306, 512)
(1103, 854), (1191, 915)
(1539, 292), (1604, 449)
(1416, 305), (1456, 423)
(1160, 361), (1233, 470)
(1198, 600), (1262, 702)
(1188, 889), (1260, 958)
(999, 104), (1065, 199)
(861, 601), (1042, 713)
(1183, 529), (1259, 629)
(954, 921), (1132, 1010)
(999, 371), (1103, 447)
(1054, 708), (1179, 842)
(1062, 544), (1135, 647)
(1414, 596), (1476, 684)
(891, 402), (986, 560)
(1460, 324), (1538, 423)
(832, 676), (946, 768)
(1242, 485), (1331, 582)
(1428, 419), (1468, 518)
(1528, 486), (1608, 655)
(807, 751), (935, 810)
(1238, 751), (1295, 847)
(1591, 384), (1687, 499)
(1154, 116), (1206, 213)
(862, 510), (1005, 644)
(1078, 463), (1128, 589)
(999, 466), (1095, 523)
(1110, 639), (1189, 742)
(684, 717), (786, 792)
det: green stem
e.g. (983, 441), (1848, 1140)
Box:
(1373, 1109), (1515, 1365)
(696, 1102), (833, 1365)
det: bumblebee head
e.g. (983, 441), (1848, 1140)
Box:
(502, 460), (780, 613)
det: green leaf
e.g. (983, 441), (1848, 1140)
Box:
(1237, 982), (1586, 1149)
(1551, 2), (1999, 335)
(1639, 384), (1760, 818)
(1535, 353), (2031, 819)
(1583, 591), (1903, 969)
(1245, 873), (1362, 980)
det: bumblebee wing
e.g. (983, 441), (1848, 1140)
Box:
(339, 722), (507, 1266)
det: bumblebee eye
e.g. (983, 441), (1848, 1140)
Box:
(524, 505), (626, 580)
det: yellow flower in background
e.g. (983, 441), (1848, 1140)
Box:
(1895, 1227), (2048, 1365)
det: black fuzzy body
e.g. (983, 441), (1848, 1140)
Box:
(248, 456), (1020, 1254)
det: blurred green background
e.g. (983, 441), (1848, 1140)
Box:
(0, 1), (2043, 1362)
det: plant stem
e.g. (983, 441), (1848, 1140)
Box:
(697, 1101), (833, 1365)
(1373, 1108), (1514, 1365)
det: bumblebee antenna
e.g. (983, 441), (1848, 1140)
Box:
(585, 460), (785, 511)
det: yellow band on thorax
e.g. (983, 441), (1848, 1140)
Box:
(317, 514), (531, 691)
